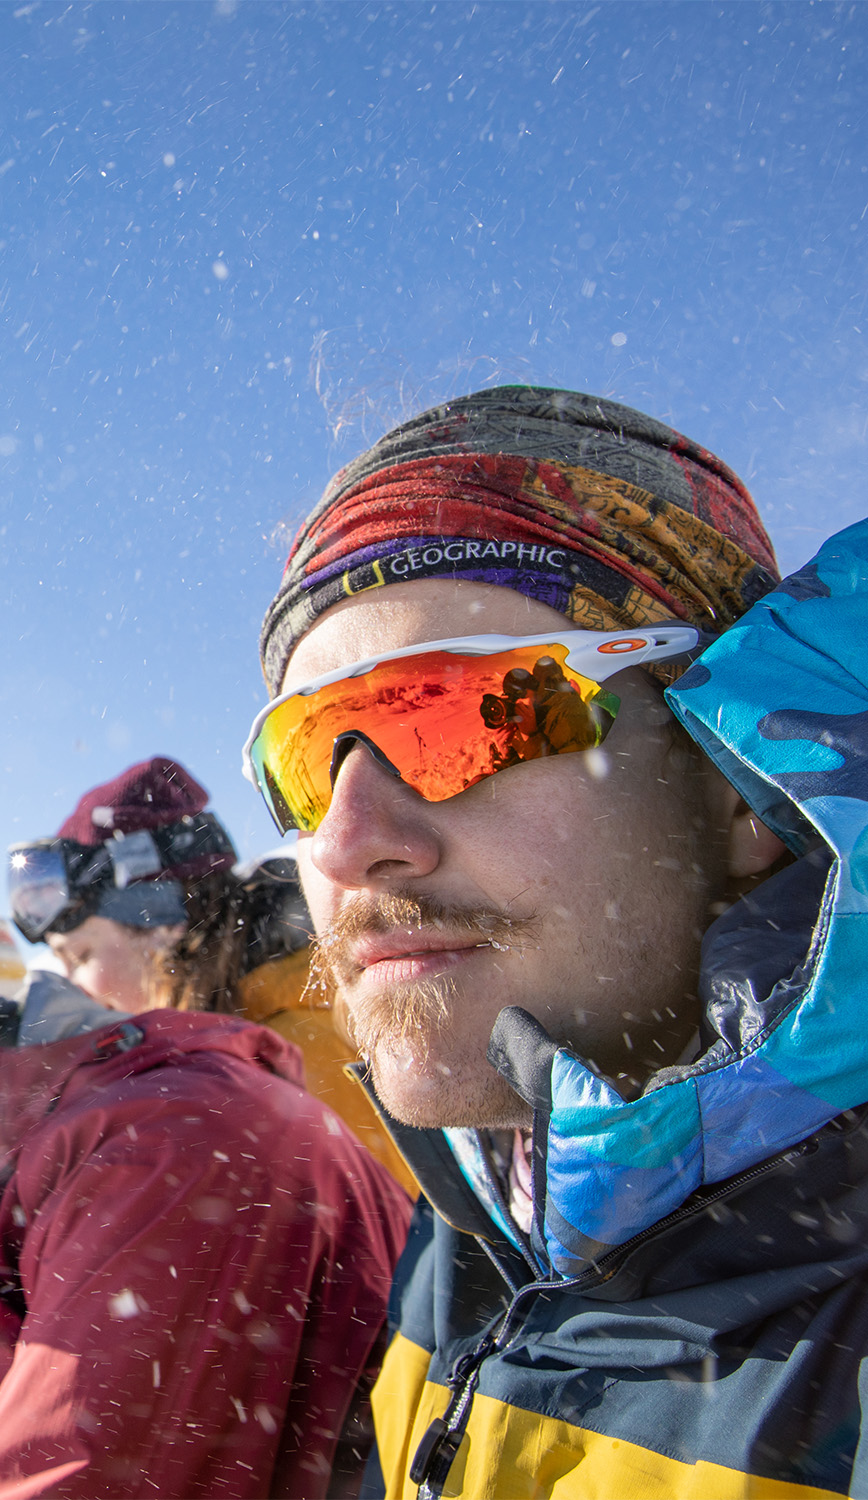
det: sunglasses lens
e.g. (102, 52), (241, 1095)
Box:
(252, 643), (619, 834)
(8, 844), (73, 942)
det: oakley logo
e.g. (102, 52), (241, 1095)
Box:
(597, 638), (646, 655)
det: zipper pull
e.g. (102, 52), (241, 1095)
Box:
(409, 1333), (497, 1491)
(409, 1415), (457, 1488)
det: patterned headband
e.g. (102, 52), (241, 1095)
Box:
(260, 385), (779, 694)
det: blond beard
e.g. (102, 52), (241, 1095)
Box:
(305, 889), (537, 1073)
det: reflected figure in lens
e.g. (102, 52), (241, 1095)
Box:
(479, 667), (544, 771)
(531, 656), (608, 753)
(479, 656), (606, 772)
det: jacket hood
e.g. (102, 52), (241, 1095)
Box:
(0, 1007), (305, 1160)
(485, 518), (868, 1278)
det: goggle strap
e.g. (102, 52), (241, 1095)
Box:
(147, 812), (237, 872)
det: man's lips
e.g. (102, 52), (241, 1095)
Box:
(349, 931), (490, 976)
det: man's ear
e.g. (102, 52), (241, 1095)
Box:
(728, 800), (788, 879)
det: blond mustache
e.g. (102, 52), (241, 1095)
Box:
(308, 890), (535, 985)
(304, 890), (538, 1056)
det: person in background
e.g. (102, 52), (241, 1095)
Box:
(155, 849), (416, 1193)
(0, 919), (26, 999)
(246, 383), (868, 1498)
(0, 918), (27, 1041)
(1, 757), (411, 1498)
(8, 754), (413, 1190)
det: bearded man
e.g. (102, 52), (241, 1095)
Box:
(246, 385), (868, 1499)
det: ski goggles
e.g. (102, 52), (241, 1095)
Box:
(243, 624), (707, 835)
(8, 815), (234, 943)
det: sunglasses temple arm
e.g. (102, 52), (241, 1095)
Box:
(646, 627), (715, 664)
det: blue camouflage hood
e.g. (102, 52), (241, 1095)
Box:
(487, 518), (868, 1279)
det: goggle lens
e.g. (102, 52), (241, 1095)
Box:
(250, 642), (620, 835)
(8, 844), (76, 942)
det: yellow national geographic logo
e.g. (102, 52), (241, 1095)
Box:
(342, 559), (386, 596)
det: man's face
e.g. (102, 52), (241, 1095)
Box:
(283, 579), (735, 1131)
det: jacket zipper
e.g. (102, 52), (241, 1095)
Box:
(410, 1333), (498, 1499)
(407, 1133), (817, 1496)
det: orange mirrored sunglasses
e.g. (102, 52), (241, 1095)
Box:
(243, 626), (706, 834)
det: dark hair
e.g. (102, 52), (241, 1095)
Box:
(151, 862), (311, 1013)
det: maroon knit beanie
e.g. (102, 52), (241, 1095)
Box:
(57, 757), (237, 882)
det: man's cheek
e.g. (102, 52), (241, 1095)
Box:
(294, 853), (334, 940)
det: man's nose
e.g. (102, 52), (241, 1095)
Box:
(310, 738), (441, 889)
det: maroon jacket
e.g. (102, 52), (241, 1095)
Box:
(0, 1010), (410, 1498)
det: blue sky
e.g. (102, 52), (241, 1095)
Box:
(2, 0), (866, 918)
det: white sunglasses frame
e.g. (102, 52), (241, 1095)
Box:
(242, 623), (709, 825)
